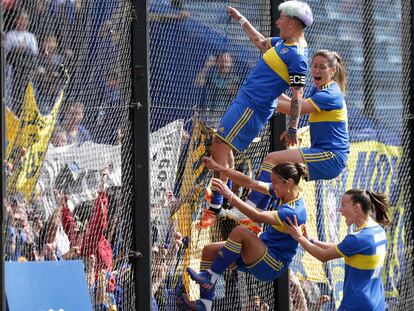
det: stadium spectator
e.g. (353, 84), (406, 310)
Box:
(92, 71), (123, 145)
(5, 9), (38, 56)
(34, 35), (67, 114)
(50, 125), (68, 147)
(284, 189), (390, 311)
(195, 52), (239, 128)
(202, 2), (313, 227)
(149, 0), (190, 23)
(244, 49), (349, 219)
(183, 161), (308, 311)
(5, 8), (39, 114)
(61, 166), (113, 275)
(60, 102), (91, 145)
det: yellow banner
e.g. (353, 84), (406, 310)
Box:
(7, 82), (64, 200)
(5, 107), (19, 145)
(176, 120), (211, 297)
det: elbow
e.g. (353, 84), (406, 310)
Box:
(276, 105), (290, 115)
(247, 210), (262, 223)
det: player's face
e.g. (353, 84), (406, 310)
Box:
(271, 172), (289, 198)
(276, 13), (293, 39)
(311, 56), (336, 89)
(339, 194), (355, 226)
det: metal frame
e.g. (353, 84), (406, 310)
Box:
(270, 1), (290, 310)
(1, 0), (7, 308)
(410, 0), (414, 255)
(130, 0), (152, 309)
(362, 0), (376, 119)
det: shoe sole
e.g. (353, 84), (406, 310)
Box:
(187, 268), (214, 289)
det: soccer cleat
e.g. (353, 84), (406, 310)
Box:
(181, 294), (209, 311)
(187, 267), (215, 290)
(205, 186), (213, 203)
(238, 218), (262, 234)
(198, 208), (226, 229)
(225, 207), (262, 234)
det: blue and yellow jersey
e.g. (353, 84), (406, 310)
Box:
(336, 224), (387, 311)
(235, 37), (308, 116)
(259, 184), (307, 265)
(307, 81), (350, 153)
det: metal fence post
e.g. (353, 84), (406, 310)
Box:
(130, 0), (152, 309)
(0, 0), (6, 308)
(270, 1), (290, 310)
(362, 0), (376, 120)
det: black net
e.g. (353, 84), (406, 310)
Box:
(149, 1), (274, 310)
(291, 1), (414, 310)
(3, 0), (414, 310)
(3, 0), (135, 310)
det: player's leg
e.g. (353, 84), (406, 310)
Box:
(201, 102), (260, 227)
(247, 149), (304, 210)
(185, 227), (266, 310)
(188, 226), (265, 286)
(208, 136), (234, 210)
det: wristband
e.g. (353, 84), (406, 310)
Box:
(309, 238), (315, 244)
(288, 127), (298, 134)
(239, 16), (247, 26)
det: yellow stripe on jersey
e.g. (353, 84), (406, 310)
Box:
(308, 98), (321, 112)
(309, 108), (347, 123)
(302, 152), (335, 163)
(335, 245), (345, 257)
(247, 249), (284, 271)
(261, 162), (274, 173)
(263, 253), (284, 271)
(271, 224), (289, 233)
(226, 108), (253, 142)
(272, 210), (288, 233)
(266, 38), (273, 50)
(344, 253), (385, 270)
(262, 48), (290, 84)
(335, 245), (386, 270)
(247, 248), (268, 269)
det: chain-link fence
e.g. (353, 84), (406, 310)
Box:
(3, 0), (135, 309)
(149, 1), (274, 310)
(2, 0), (414, 310)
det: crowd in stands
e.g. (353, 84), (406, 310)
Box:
(3, 1), (350, 310)
(4, 0), (125, 146)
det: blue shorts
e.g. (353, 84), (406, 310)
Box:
(299, 148), (348, 181)
(216, 101), (273, 153)
(234, 247), (287, 281)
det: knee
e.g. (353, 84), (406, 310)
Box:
(229, 225), (248, 239)
(202, 244), (216, 258)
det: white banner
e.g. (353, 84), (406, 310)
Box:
(150, 119), (184, 205)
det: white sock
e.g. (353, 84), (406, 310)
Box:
(200, 299), (212, 311)
(209, 203), (221, 210)
(207, 269), (219, 284)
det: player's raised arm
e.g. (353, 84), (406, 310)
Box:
(227, 6), (270, 52)
(203, 156), (269, 195)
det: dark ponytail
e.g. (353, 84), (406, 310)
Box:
(272, 162), (307, 185)
(345, 189), (391, 226)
